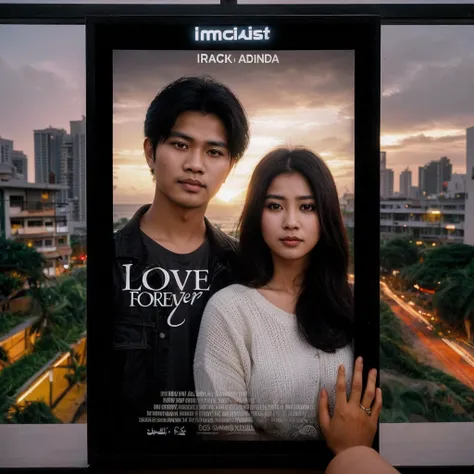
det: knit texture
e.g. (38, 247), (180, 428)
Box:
(194, 284), (354, 440)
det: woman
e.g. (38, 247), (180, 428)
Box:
(194, 146), (356, 440)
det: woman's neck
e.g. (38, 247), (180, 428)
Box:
(265, 256), (307, 295)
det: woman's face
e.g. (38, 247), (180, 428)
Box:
(261, 172), (320, 263)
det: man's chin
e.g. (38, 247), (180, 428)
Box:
(171, 198), (207, 211)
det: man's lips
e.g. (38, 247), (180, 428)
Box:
(178, 178), (206, 187)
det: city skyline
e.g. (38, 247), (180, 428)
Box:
(0, 25), (473, 202)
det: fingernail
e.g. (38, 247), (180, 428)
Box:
(339, 364), (345, 372)
(357, 356), (363, 365)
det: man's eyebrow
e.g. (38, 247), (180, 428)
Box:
(168, 131), (228, 148)
(265, 194), (314, 200)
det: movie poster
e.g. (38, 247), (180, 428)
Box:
(111, 48), (355, 443)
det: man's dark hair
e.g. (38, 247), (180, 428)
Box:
(237, 147), (354, 353)
(144, 75), (249, 164)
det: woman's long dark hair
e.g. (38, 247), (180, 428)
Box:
(237, 147), (354, 352)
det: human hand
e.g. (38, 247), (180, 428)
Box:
(318, 356), (382, 455)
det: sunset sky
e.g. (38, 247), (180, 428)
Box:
(0, 22), (473, 206)
(113, 50), (354, 205)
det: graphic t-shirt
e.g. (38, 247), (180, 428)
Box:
(141, 231), (210, 392)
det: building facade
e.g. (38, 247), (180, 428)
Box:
(0, 178), (72, 277)
(379, 196), (465, 244)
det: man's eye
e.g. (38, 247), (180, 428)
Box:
(171, 141), (188, 149)
(208, 149), (224, 157)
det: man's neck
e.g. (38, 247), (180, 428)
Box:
(140, 193), (207, 254)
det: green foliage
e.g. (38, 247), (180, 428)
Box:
(380, 238), (419, 273)
(433, 260), (474, 330)
(0, 274), (22, 299)
(0, 349), (57, 400)
(0, 237), (45, 282)
(380, 301), (474, 422)
(6, 400), (62, 424)
(401, 243), (474, 290)
(0, 312), (27, 336)
(0, 271), (87, 423)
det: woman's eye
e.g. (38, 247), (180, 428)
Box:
(301, 203), (316, 212)
(266, 202), (282, 210)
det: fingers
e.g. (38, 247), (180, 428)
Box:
(318, 388), (331, 435)
(334, 364), (348, 412)
(360, 368), (377, 410)
(370, 387), (383, 422)
(349, 356), (363, 404)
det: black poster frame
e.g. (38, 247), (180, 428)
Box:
(86, 12), (380, 470)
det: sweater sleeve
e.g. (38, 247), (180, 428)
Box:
(193, 289), (257, 437)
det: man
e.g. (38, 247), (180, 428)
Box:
(111, 75), (249, 444)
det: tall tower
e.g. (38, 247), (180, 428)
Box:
(34, 127), (68, 201)
(400, 168), (412, 198)
(69, 115), (87, 223)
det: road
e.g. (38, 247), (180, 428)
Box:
(382, 283), (474, 391)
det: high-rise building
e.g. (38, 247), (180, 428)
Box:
(0, 137), (13, 165)
(439, 156), (452, 192)
(465, 126), (474, 246)
(418, 157), (452, 196)
(400, 167), (412, 198)
(381, 168), (394, 198)
(12, 150), (28, 182)
(380, 151), (387, 171)
(34, 127), (68, 200)
(69, 116), (86, 224)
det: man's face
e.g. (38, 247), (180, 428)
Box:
(145, 111), (232, 210)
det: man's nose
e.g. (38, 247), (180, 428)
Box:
(183, 149), (205, 174)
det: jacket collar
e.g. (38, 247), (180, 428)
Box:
(115, 204), (237, 265)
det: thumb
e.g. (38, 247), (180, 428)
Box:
(318, 388), (330, 433)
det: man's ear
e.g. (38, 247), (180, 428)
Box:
(144, 137), (155, 168)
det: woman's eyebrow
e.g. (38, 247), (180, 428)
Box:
(264, 194), (314, 200)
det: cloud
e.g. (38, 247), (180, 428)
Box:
(383, 133), (465, 151)
(381, 26), (474, 135)
(0, 56), (85, 178)
(113, 50), (354, 123)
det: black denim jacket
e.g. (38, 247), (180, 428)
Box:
(111, 204), (239, 417)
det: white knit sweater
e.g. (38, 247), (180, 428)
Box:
(193, 284), (354, 440)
